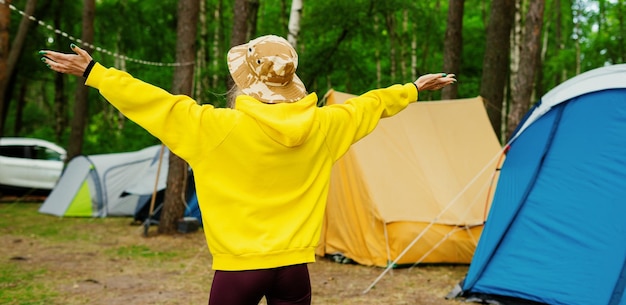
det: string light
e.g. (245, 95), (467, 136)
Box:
(1, 0), (194, 67)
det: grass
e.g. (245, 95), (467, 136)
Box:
(0, 201), (468, 305)
(108, 245), (180, 260)
(0, 202), (167, 304)
(0, 202), (107, 241)
(0, 264), (55, 305)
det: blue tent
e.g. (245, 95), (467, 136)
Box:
(133, 168), (203, 226)
(183, 172), (202, 226)
(455, 64), (626, 305)
(184, 191), (202, 226)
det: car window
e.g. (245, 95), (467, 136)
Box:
(0, 145), (28, 158)
(33, 146), (64, 161)
(0, 145), (63, 161)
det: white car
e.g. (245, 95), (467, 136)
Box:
(0, 137), (67, 193)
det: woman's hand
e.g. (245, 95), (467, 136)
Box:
(39, 44), (93, 77)
(414, 73), (456, 92)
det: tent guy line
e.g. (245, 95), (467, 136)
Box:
(1, 0), (193, 67)
(402, 165), (498, 271)
(406, 177), (489, 270)
(319, 92), (502, 293)
(362, 143), (508, 294)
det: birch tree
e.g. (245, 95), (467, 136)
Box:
(509, 0), (522, 100)
(618, 0), (625, 63)
(211, 0), (223, 90)
(288, 0), (303, 47)
(506, 0), (545, 139)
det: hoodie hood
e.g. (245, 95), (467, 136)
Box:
(235, 93), (319, 147)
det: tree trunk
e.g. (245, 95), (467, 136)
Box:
(509, 0), (522, 99)
(479, 0), (516, 142)
(385, 12), (397, 82)
(400, 9), (408, 81)
(506, 0), (544, 139)
(194, 0), (207, 104)
(619, 0), (625, 63)
(1, 0), (36, 137)
(411, 23), (417, 81)
(374, 14), (381, 87)
(13, 82), (25, 134)
(229, 0), (250, 89)
(231, 0), (248, 46)
(246, 0), (259, 40)
(573, 2), (581, 75)
(158, 0), (199, 235)
(53, 0), (67, 143)
(535, 0), (550, 99)
(554, 0), (566, 84)
(67, 0), (95, 161)
(442, 0), (464, 100)
(211, 0), (223, 90)
(287, 0), (303, 47)
(0, 0), (10, 137)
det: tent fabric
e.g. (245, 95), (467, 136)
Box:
(316, 91), (502, 267)
(133, 169), (203, 224)
(460, 64), (626, 305)
(512, 64), (626, 142)
(39, 145), (169, 217)
(184, 191), (202, 226)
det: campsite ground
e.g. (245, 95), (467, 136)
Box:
(0, 200), (468, 305)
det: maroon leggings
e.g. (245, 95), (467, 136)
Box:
(208, 264), (311, 305)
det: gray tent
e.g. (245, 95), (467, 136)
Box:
(39, 145), (169, 217)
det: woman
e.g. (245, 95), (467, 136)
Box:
(40, 35), (456, 305)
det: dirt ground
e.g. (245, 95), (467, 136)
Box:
(1, 201), (469, 305)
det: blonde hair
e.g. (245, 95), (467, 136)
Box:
(226, 85), (243, 109)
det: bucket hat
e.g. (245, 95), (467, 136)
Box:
(227, 35), (306, 103)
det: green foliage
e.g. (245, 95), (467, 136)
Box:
(93, 0), (178, 86)
(580, 0), (625, 68)
(4, 0), (626, 153)
(82, 106), (161, 154)
(457, 0), (487, 98)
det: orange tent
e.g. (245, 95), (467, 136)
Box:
(316, 90), (503, 267)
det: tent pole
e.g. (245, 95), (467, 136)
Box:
(483, 148), (507, 221)
(144, 144), (166, 236)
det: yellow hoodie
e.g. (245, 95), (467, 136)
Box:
(85, 63), (418, 271)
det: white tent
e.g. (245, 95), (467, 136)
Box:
(39, 145), (168, 217)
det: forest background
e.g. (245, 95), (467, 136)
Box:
(2, 0), (624, 152)
(0, 0), (624, 232)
